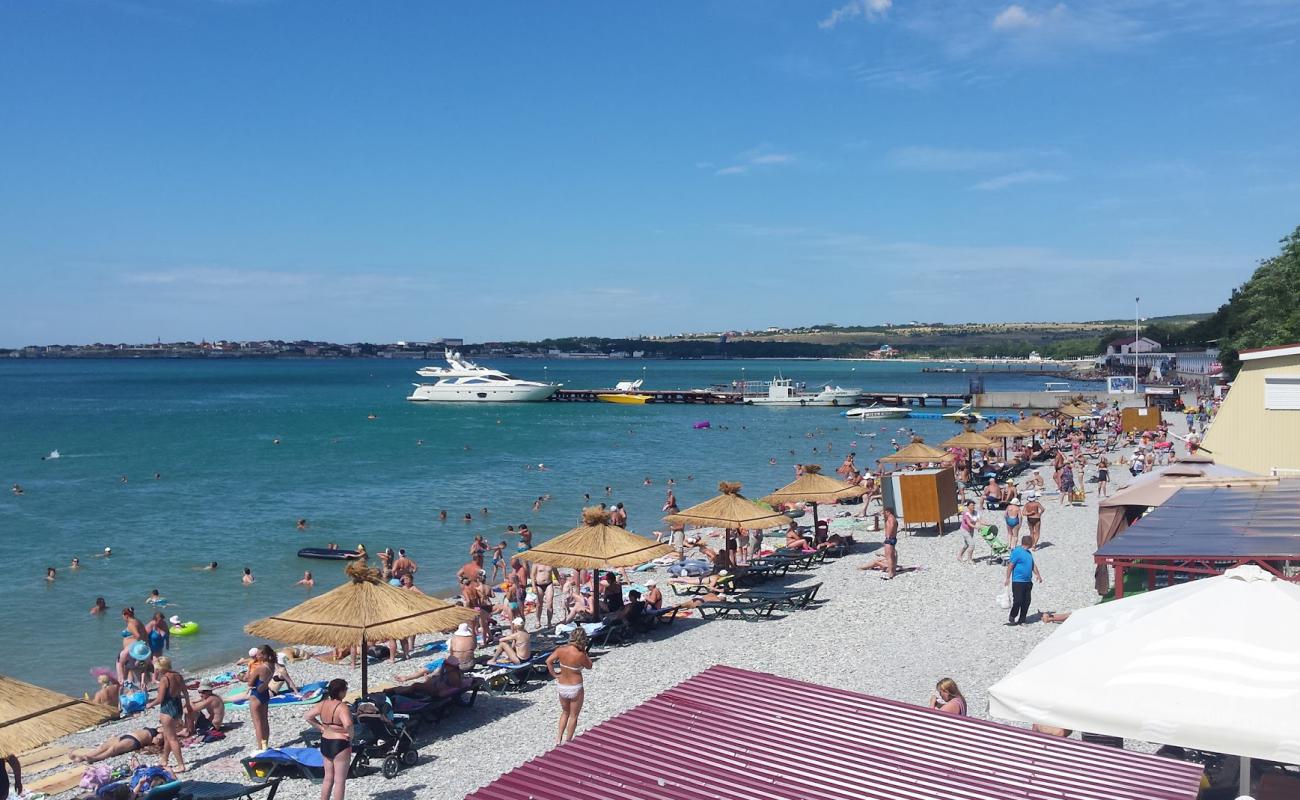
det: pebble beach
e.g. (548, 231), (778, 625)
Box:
(31, 424), (1166, 800)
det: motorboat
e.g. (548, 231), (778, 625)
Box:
(943, 403), (985, 423)
(596, 379), (652, 405)
(843, 404), (912, 420)
(407, 350), (559, 402)
(744, 378), (863, 407)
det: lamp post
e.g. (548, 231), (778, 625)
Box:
(1134, 297), (1141, 390)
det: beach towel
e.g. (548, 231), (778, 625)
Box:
(241, 747), (325, 781)
(223, 680), (327, 708)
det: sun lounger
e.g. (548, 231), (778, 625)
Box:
(242, 748), (325, 782)
(740, 582), (823, 610)
(478, 650), (554, 693)
(693, 597), (782, 621)
(179, 779), (282, 800)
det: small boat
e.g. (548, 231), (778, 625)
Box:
(744, 378), (863, 407)
(297, 547), (363, 561)
(597, 393), (652, 405)
(843, 404), (911, 420)
(596, 379), (652, 404)
(943, 404), (985, 423)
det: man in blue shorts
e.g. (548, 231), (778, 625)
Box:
(1004, 535), (1042, 625)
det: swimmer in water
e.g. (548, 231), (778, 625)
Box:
(481, 506), (489, 515)
(71, 557), (81, 569)
(12, 483), (23, 496)
(297, 571), (314, 588)
(417, 439), (424, 446)
(46, 567), (56, 582)
(242, 567), (255, 585)
(463, 513), (472, 522)
(120, 475), (129, 484)
(154, 473), (161, 480)
(296, 518), (308, 530)
(146, 589), (165, 605)
(197, 562), (218, 571)
(538, 463), (547, 471)
(769, 457), (777, 465)
(532, 497), (542, 512)
(91, 597), (108, 615)
(367, 413), (377, 420)
(98, 547), (113, 558)
(273, 438), (281, 445)
(439, 510), (448, 521)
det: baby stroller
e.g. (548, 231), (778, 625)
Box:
(978, 524), (1009, 565)
(350, 696), (419, 779)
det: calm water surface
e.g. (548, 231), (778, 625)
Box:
(0, 358), (1079, 692)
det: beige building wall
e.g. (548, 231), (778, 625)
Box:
(1201, 352), (1300, 475)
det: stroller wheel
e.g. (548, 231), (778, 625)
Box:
(401, 750), (419, 767)
(382, 756), (401, 779)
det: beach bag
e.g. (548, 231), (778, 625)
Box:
(996, 588), (1012, 609)
(119, 683), (148, 716)
(80, 765), (112, 791)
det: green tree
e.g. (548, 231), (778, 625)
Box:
(1213, 226), (1300, 375)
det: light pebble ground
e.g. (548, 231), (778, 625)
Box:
(42, 418), (1179, 800)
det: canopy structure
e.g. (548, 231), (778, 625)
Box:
(990, 565), (1300, 795)
(0, 674), (114, 755)
(760, 465), (865, 528)
(526, 507), (675, 601)
(1094, 479), (1300, 598)
(1019, 414), (1055, 432)
(245, 561), (478, 696)
(664, 482), (791, 530)
(941, 429), (995, 450)
(1094, 460), (1255, 594)
(877, 440), (953, 466)
(469, 664), (1202, 800)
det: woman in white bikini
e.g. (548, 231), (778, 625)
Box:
(545, 628), (594, 743)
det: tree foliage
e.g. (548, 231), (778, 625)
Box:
(1185, 226), (1300, 375)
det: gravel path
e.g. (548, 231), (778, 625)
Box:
(41, 426), (1169, 800)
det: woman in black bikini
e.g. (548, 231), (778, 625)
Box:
(70, 728), (160, 763)
(305, 679), (353, 800)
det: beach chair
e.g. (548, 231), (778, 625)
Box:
(241, 749), (325, 782)
(694, 596), (782, 621)
(478, 650), (552, 694)
(978, 525), (1009, 564)
(741, 582), (823, 610)
(178, 779), (282, 800)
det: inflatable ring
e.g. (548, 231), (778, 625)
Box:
(170, 622), (200, 636)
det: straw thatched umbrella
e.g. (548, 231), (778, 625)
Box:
(941, 428), (996, 478)
(877, 440), (953, 467)
(665, 481), (792, 557)
(245, 561), (478, 697)
(525, 507), (675, 603)
(982, 420), (1029, 460)
(0, 674), (113, 756)
(760, 465), (866, 529)
(1019, 415), (1054, 433)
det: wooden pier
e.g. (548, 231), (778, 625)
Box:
(549, 389), (970, 407)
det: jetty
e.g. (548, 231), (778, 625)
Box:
(549, 389), (971, 406)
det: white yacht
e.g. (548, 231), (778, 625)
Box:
(843, 404), (912, 420)
(743, 378), (863, 407)
(407, 351), (559, 402)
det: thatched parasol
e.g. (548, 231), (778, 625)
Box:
(1058, 403), (1092, 418)
(1019, 415), (1054, 432)
(245, 561), (478, 696)
(877, 440), (953, 466)
(664, 482), (791, 530)
(760, 465), (866, 528)
(525, 507), (675, 602)
(982, 420), (1030, 460)
(941, 429), (996, 450)
(0, 674), (113, 755)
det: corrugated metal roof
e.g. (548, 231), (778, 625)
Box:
(466, 665), (1203, 800)
(1096, 480), (1300, 558)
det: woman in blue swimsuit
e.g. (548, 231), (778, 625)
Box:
(247, 645), (275, 751)
(151, 656), (190, 773)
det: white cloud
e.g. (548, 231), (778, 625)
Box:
(713, 146), (797, 177)
(992, 4), (1035, 30)
(120, 268), (312, 288)
(885, 145), (1019, 171)
(971, 169), (1065, 190)
(818, 0), (892, 31)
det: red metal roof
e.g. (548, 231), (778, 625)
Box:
(466, 665), (1203, 800)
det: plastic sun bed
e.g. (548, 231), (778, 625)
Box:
(693, 596), (783, 621)
(242, 748), (325, 782)
(739, 582), (824, 610)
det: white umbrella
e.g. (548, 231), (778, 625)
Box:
(988, 565), (1300, 797)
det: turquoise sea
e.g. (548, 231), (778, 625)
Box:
(0, 358), (1078, 692)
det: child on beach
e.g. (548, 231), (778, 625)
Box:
(489, 541), (507, 581)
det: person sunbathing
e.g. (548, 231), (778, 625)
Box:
(391, 656), (469, 699)
(491, 618), (532, 664)
(668, 569), (732, 593)
(783, 522), (808, 549)
(71, 727), (161, 763)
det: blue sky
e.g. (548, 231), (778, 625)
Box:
(2, 0), (1298, 345)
